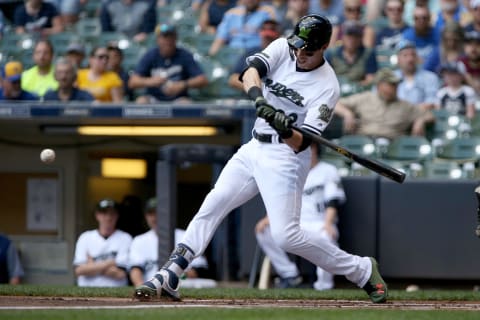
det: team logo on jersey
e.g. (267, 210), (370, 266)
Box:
(317, 104), (332, 122)
(265, 78), (304, 107)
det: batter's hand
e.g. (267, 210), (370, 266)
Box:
(270, 110), (294, 139)
(255, 97), (276, 122)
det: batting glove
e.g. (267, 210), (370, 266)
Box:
(255, 97), (276, 122)
(270, 110), (294, 139)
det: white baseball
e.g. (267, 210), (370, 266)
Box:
(40, 148), (56, 164)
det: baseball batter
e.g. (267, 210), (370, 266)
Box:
(255, 143), (346, 290)
(134, 15), (388, 303)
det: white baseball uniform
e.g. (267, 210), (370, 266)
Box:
(73, 229), (132, 287)
(179, 38), (372, 288)
(256, 161), (346, 290)
(129, 229), (209, 282)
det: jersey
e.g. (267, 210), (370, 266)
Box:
(436, 85), (476, 116)
(73, 229), (132, 287)
(247, 38), (340, 136)
(129, 229), (209, 282)
(76, 69), (123, 102)
(301, 162), (346, 226)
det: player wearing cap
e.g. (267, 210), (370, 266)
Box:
(134, 15), (388, 304)
(73, 199), (132, 287)
(129, 197), (211, 287)
(0, 61), (38, 101)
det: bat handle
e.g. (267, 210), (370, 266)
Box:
(475, 186), (480, 238)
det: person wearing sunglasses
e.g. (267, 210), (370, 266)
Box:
(76, 46), (124, 103)
(375, 0), (409, 50)
(134, 14), (388, 304)
(73, 199), (132, 287)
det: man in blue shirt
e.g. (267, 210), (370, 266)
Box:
(43, 58), (94, 102)
(0, 61), (38, 102)
(14, 0), (63, 36)
(0, 234), (24, 284)
(401, 6), (440, 69)
(128, 24), (209, 103)
(208, 0), (277, 56)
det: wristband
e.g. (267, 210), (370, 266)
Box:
(247, 86), (263, 101)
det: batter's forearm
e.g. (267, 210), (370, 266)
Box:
(242, 68), (263, 97)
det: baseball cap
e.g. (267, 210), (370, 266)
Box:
(375, 68), (401, 84)
(155, 24), (177, 36)
(96, 198), (118, 212)
(440, 61), (466, 74)
(1, 61), (23, 82)
(396, 39), (416, 52)
(145, 197), (157, 213)
(343, 21), (363, 37)
(465, 30), (480, 42)
(66, 42), (85, 55)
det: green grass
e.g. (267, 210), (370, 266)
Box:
(0, 309), (479, 320)
(1, 285), (480, 301)
(1, 285), (479, 320)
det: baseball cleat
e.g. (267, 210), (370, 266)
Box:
(133, 269), (181, 301)
(362, 257), (388, 303)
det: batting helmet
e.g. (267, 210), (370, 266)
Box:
(287, 14), (332, 51)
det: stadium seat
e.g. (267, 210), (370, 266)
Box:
(49, 32), (81, 56)
(375, 46), (397, 69)
(435, 137), (480, 163)
(384, 135), (432, 162)
(423, 161), (464, 179)
(75, 18), (102, 42)
(428, 109), (469, 140)
(215, 47), (245, 70)
(337, 135), (376, 157)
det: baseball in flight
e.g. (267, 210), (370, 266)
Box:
(40, 148), (56, 164)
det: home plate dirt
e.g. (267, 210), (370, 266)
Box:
(1, 296), (480, 310)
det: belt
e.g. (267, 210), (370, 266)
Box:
(253, 130), (283, 143)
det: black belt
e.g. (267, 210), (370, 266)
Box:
(253, 130), (283, 143)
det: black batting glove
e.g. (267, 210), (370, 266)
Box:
(255, 97), (276, 122)
(270, 110), (294, 139)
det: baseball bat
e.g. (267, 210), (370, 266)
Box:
(292, 126), (406, 183)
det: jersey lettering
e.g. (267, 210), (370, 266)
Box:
(265, 78), (305, 107)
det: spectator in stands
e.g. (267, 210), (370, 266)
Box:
(129, 24), (209, 103)
(14, 0), (63, 36)
(0, 234), (24, 285)
(58, 0), (88, 26)
(100, 0), (156, 43)
(334, 68), (435, 140)
(375, 0), (409, 50)
(0, 9), (5, 40)
(228, 19), (281, 91)
(208, 0), (277, 56)
(21, 40), (58, 98)
(199, 0), (236, 34)
(424, 22), (465, 73)
(77, 46), (124, 103)
(403, 0), (440, 26)
(280, 0), (310, 36)
(465, 0), (480, 33)
(436, 61), (476, 119)
(325, 21), (378, 87)
(308, 0), (344, 26)
(43, 57), (94, 102)
(394, 40), (441, 110)
(434, 0), (468, 33)
(107, 44), (134, 101)
(129, 197), (212, 287)
(329, 0), (376, 48)
(65, 41), (87, 69)
(0, 61), (38, 101)
(73, 199), (132, 287)
(401, 6), (440, 68)
(459, 30), (480, 92)
(255, 142), (345, 290)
